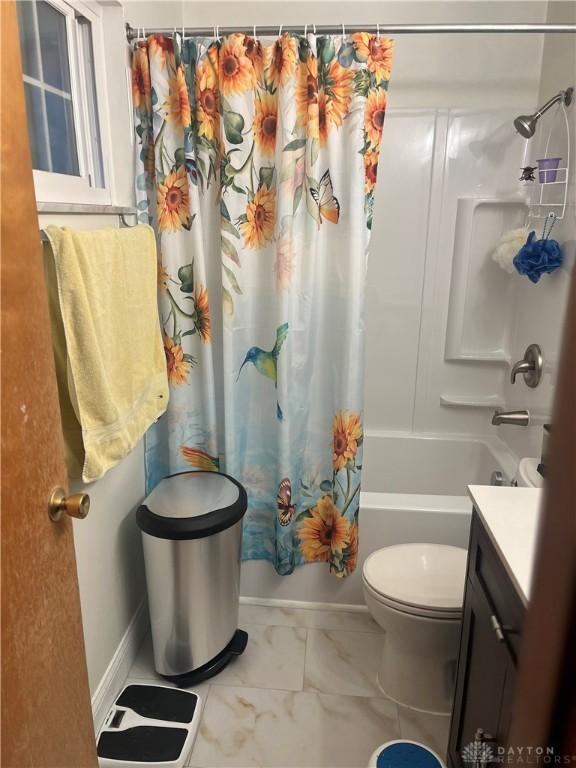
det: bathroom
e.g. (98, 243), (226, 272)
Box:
(2, 0), (576, 766)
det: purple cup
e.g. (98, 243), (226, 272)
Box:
(537, 157), (562, 184)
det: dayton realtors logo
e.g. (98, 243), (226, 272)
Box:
(462, 740), (496, 765)
(462, 741), (576, 765)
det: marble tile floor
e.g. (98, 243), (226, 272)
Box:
(126, 603), (450, 768)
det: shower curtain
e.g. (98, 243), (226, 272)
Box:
(132, 30), (393, 576)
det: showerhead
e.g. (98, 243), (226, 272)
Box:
(513, 86), (573, 139)
(514, 114), (538, 139)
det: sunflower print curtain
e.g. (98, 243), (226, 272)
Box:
(133, 31), (393, 577)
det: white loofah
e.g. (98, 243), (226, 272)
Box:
(491, 227), (530, 274)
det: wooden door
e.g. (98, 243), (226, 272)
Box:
(0, 2), (97, 766)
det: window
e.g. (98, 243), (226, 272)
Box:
(16, 0), (110, 204)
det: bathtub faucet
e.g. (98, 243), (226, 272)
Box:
(491, 409), (530, 427)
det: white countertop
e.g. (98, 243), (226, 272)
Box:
(467, 485), (543, 604)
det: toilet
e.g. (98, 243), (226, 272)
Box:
(362, 543), (467, 715)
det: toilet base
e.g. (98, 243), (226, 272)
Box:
(376, 618), (459, 715)
(375, 673), (453, 717)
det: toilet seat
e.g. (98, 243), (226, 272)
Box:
(363, 579), (462, 620)
(363, 544), (467, 616)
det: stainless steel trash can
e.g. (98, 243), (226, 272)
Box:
(137, 471), (248, 687)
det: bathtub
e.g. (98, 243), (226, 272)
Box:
(240, 432), (517, 605)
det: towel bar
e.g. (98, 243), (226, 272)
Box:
(39, 207), (139, 242)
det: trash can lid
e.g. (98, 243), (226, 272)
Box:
(137, 471), (247, 540)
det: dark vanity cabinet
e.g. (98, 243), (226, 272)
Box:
(448, 510), (526, 767)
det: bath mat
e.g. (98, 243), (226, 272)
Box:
(373, 740), (445, 768)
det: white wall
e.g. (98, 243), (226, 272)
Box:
(38, 3), (145, 696)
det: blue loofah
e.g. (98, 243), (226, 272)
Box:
(513, 230), (563, 284)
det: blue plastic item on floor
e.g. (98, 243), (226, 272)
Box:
(375, 741), (444, 768)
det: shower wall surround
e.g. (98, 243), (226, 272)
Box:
(365, 107), (532, 438)
(499, 0), (576, 460)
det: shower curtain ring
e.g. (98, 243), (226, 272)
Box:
(304, 24), (308, 36)
(216, 25), (220, 41)
(376, 23), (380, 38)
(279, 24), (283, 37)
(182, 24), (185, 40)
(342, 23), (346, 39)
(253, 24), (257, 38)
(313, 24), (316, 34)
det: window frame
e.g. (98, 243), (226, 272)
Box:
(23, 0), (113, 205)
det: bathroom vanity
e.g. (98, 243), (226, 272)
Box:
(448, 486), (541, 767)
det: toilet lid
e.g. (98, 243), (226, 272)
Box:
(363, 544), (467, 611)
(369, 741), (445, 768)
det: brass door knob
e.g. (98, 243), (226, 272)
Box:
(48, 486), (90, 522)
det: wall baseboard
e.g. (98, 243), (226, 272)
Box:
(239, 595), (369, 613)
(91, 599), (149, 734)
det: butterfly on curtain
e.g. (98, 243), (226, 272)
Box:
(277, 478), (296, 526)
(310, 170), (340, 225)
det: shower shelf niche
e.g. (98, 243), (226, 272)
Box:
(445, 196), (529, 366)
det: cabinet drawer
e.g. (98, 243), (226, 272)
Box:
(467, 512), (525, 659)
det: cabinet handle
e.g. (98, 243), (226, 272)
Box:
(490, 614), (505, 642)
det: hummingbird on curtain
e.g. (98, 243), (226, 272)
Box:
(236, 323), (289, 421)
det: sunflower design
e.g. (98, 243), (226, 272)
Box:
(265, 34), (298, 90)
(245, 35), (264, 84)
(157, 166), (191, 232)
(332, 410), (363, 471)
(131, 45), (151, 111)
(180, 446), (220, 471)
(324, 60), (354, 130)
(194, 285), (212, 342)
(338, 522), (359, 577)
(364, 149), (379, 193)
(164, 67), (191, 128)
(299, 495), (351, 562)
(352, 34), (394, 82)
(239, 185), (276, 249)
(163, 334), (191, 386)
(365, 88), (387, 147)
(148, 34), (173, 68)
(254, 93), (278, 156)
(275, 230), (295, 292)
(295, 56), (318, 128)
(157, 261), (169, 291)
(315, 90), (328, 145)
(195, 54), (219, 141)
(219, 34), (255, 96)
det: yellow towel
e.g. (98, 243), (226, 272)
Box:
(44, 224), (169, 483)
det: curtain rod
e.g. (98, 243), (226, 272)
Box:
(125, 22), (576, 41)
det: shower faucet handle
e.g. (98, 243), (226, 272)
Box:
(510, 344), (543, 387)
